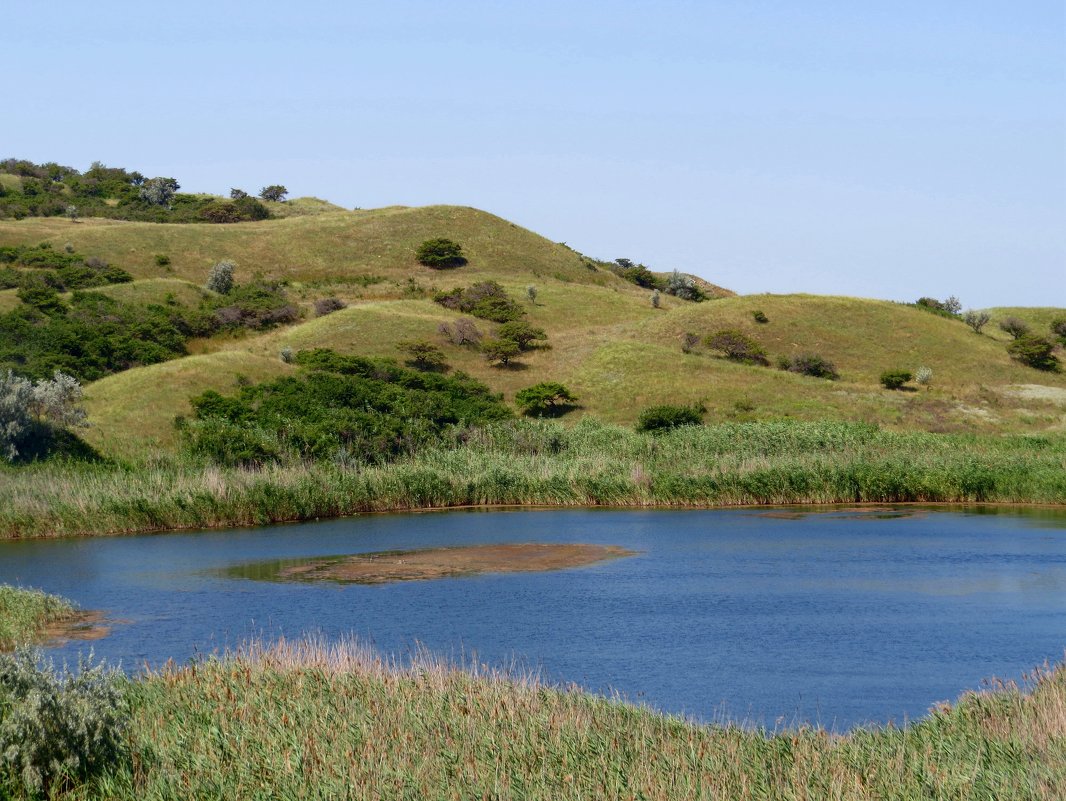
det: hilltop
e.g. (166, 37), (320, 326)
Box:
(0, 193), (1063, 461)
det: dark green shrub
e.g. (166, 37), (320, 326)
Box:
(610, 259), (661, 289)
(779, 353), (839, 380)
(1007, 335), (1059, 371)
(636, 403), (705, 433)
(752, 310), (768, 323)
(880, 369), (913, 390)
(914, 296), (961, 317)
(514, 382), (577, 417)
(705, 329), (769, 365)
(0, 650), (127, 797)
(417, 238), (466, 269)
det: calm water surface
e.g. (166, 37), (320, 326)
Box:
(2, 506), (1064, 729)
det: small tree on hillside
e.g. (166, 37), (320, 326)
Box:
(398, 340), (447, 371)
(139, 177), (180, 206)
(514, 382), (577, 417)
(483, 338), (520, 366)
(206, 261), (235, 294)
(0, 370), (88, 461)
(259, 185), (288, 202)
(999, 317), (1029, 340)
(526, 285), (538, 304)
(496, 321), (547, 351)
(963, 310), (991, 334)
(230, 188), (249, 200)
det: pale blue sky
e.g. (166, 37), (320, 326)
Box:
(8, 1), (1064, 307)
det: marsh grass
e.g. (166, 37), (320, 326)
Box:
(1, 420), (1063, 539)
(0, 586), (78, 649)
(51, 637), (1066, 800)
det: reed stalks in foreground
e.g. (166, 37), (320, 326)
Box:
(2, 420), (1064, 539)
(0, 585), (78, 650)
(49, 636), (1065, 800)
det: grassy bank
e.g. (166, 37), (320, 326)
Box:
(30, 638), (1060, 800)
(0, 585), (78, 649)
(2, 420), (1064, 539)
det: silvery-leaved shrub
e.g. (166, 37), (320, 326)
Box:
(205, 260), (235, 294)
(0, 649), (127, 797)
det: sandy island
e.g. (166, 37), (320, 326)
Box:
(266, 543), (637, 585)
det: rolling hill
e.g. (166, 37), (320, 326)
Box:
(0, 201), (1063, 461)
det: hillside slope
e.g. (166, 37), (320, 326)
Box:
(1, 206), (1063, 460)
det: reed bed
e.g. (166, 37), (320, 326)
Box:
(2, 420), (1064, 539)
(55, 637), (1066, 800)
(0, 585), (78, 650)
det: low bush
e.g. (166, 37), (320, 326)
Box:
(998, 317), (1029, 340)
(914, 296), (961, 317)
(313, 297), (347, 316)
(752, 310), (768, 323)
(778, 353), (839, 380)
(416, 238), (466, 269)
(705, 330), (769, 366)
(636, 403), (705, 433)
(880, 369), (912, 390)
(1007, 335), (1059, 371)
(0, 650), (127, 797)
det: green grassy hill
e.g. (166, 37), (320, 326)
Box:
(1, 204), (1063, 460)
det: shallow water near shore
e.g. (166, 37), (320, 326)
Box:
(2, 505), (1064, 729)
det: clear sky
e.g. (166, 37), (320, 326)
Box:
(7, 1), (1064, 308)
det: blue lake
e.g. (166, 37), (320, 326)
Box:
(2, 506), (1064, 729)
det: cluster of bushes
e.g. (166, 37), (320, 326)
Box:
(0, 158), (274, 224)
(432, 281), (547, 367)
(181, 348), (512, 467)
(0, 264), (300, 382)
(0, 243), (132, 294)
(913, 296), (961, 318)
(685, 328), (841, 380)
(636, 403), (705, 433)
(997, 316), (1062, 372)
(433, 281), (525, 323)
(609, 259), (707, 301)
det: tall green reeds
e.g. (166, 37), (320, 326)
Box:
(0, 586), (78, 649)
(50, 637), (1066, 800)
(2, 420), (1064, 539)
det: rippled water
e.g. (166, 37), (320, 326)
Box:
(2, 506), (1064, 729)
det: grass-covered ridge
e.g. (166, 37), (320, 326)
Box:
(0, 585), (79, 650)
(27, 638), (1063, 800)
(2, 420), (1063, 539)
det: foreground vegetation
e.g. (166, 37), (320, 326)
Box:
(0, 586), (79, 650)
(0, 638), (1061, 799)
(2, 419), (1064, 539)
